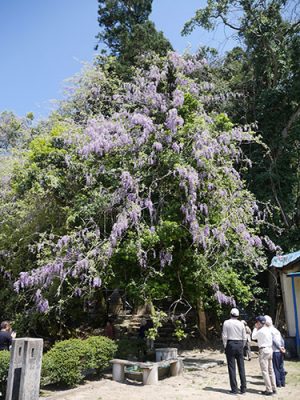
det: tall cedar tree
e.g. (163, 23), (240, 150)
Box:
(96, 0), (172, 66)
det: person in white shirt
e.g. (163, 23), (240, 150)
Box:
(265, 315), (286, 388)
(222, 308), (247, 395)
(252, 315), (276, 396)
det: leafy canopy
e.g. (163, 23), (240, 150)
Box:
(96, 0), (172, 68)
(0, 53), (275, 328)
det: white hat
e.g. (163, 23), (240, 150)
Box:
(230, 308), (239, 317)
(264, 315), (273, 326)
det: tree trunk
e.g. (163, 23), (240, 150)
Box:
(268, 267), (277, 319)
(196, 298), (208, 342)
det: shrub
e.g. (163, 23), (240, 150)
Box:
(85, 336), (117, 371)
(41, 336), (116, 387)
(42, 338), (93, 387)
(0, 351), (10, 396)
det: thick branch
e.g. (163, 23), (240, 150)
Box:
(219, 14), (241, 31)
(269, 167), (290, 227)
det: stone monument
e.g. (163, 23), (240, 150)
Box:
(5, 338), (43, 400)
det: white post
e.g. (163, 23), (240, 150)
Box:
(142, 365), (158, 385)
(170, 359), (183, 376)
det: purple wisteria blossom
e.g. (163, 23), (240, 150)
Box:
(165, 109), (184, 133)
(176, 166), (199, 192)
(121, 171), (135, 191)
(144, 198), (154, 218)
(153, 141), (163, 152)
(263, 236), (277, 252)
(172, 89), (184, 108)
(92, 276), (101, 288)
(57, 235), (71, 250)
(9, 51), (271, 317)
(147, 65), (162, 82)
(35, 289), (49, 313)
(81, 117), (132, 157)
(213, 284), (236, 307)
(110, 213), (129, 246)
(172, 142), (181, 153)
(168, 52), (185, 70)
(168, 52), (205, 74)
(131, 113), (154, 135)
(253, 236), (263, 248)
(137, 247), (148, 268)
(159, 250), (173, 268)
(128, 204), (142, 224)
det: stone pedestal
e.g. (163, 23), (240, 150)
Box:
(170, 359), (183, 376)
(6, 338), (43, 400)
(155, 347), (178, 362)
(112, 363), (125, 382)
(142, 365), (158, 385)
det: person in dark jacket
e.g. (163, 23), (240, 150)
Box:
(0, 321), (14, 350)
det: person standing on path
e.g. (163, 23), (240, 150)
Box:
(222, 308), (247, 395)
(0, 321), (15, 351)
(242, 320), (252, 361)
(252, 315), (277, 396)
(264, 315), (286, 388)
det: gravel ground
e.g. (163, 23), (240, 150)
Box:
(40, 349), (300, 400)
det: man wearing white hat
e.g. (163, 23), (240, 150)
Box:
(222, 308), (247, 395)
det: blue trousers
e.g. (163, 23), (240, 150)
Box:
(272, 352), (285, 387)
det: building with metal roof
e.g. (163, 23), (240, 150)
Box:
(270, 252), (300, 357)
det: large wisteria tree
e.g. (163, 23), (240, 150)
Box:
(1, 53), (276, 336)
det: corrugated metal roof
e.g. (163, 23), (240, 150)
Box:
(270, 250), (300, 269)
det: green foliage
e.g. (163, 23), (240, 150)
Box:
(42, 339), (92, 386)
(214, 113), (234, 132)
(183, 0), (300, 253)
(146, 310), (167, 340)
(85, 336), (117, 371)
(0, 52), (273, 337)
(173, 320), (187, 341)
(96, 0), (172, 70)
(42, 336), (116, 387)
(0, 351), (10, 396)
(178, 93), (199, 122)
(0, 112), (31, 150)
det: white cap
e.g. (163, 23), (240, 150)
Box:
(230, 308), (239, 317)
(264, 315), (273, 326)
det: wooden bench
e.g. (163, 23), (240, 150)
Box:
(110, 358), (183, 385)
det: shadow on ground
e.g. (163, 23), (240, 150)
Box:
(203, 386), (263, 395)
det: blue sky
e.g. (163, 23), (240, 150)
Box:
(0, 0), (237, 119)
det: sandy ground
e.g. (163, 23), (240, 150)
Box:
(41, 350), (300, 400)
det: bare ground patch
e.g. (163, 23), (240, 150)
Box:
(40, 349), (300, 400)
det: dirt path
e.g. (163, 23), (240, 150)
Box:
(41, 350), (300, 400)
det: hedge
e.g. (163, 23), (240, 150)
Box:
(0, 336), (117, 391)
(0, 351), (10, 397)
(41, 336), (117, 387)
